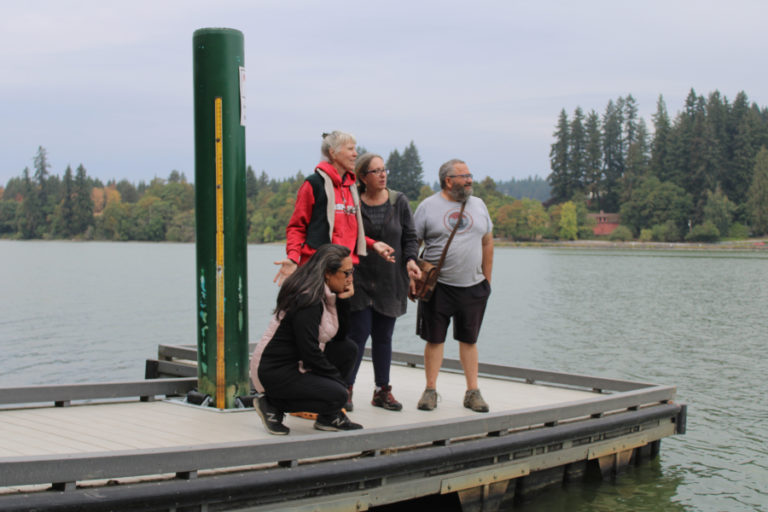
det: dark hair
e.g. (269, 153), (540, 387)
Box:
(439, 158), (466, 189)
(354, 152), (384, 193)
(274, 244), (351, 314)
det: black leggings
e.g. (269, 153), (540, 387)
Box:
(260, 338), (357, 416)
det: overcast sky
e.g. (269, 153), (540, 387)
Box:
(1, 0), (766, 189)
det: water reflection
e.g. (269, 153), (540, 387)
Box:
(509, 459), (687, 512)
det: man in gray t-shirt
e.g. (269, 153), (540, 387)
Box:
(412, 159), (494, 413)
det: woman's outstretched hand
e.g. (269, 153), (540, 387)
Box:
(273, 259), (297, 285)
(406, 259), (422, 280)
(372, 241), (396, 263)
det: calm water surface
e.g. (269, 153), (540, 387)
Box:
(1, 240), (766, 511)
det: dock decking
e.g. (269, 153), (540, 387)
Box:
(0, 348), (685, 511)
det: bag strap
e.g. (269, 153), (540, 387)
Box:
(434, 200), (466, 273)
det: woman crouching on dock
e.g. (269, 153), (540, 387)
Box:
(251, 244), (361, 435)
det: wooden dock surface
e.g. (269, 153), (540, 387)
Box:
(0, 361), (595, 458)
(0, 352), (684, 512)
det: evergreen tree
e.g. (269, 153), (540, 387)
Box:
(387, 141), (424, 199)
(705, 91), (729, 188)
(54, 165), (76, 237)
(666, 89), (701, 191)
(33, 146), (50, 205)
(116, 179), (139, 203)
(547, 109), (570, 203)
(0, 199), (17, 234)
(32, 146), (53, 235)
(496, 176), (551, 202)
(568, 107), (587, 196)
(650, 95), (672, 181)
(601, 99), (624, 211)
(258, 170), (270, 192)
(18, 167), (42, 238)
(623, 118), (650, 201)
(386, 149), (402, 187)
(623, 94), (639, 154)
(245, 165), (259, 199)
(3, 177), (25, 201)
(747, 147), (768, 235)
(729, 106), (762, 210)
(687, 94), (719, 222)
(168, 170), (183, 184)
(73, 164), (94, 235)
(584, 110), (603, 209)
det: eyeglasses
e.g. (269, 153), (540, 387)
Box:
(366, 168), (389, 176)
(448, 173), (473, 180)
(337, 268), (354, 278)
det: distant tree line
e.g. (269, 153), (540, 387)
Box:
(548, 89), (768, 240)
(7, 103), (764, 245)
(0, 146), (196, 242)
(2, 143), (560, 244)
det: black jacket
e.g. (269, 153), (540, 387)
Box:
(350, 190), (418, 317)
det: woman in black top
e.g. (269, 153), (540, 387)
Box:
(253, 244), (362, 435)
(345, 153), (421, 411)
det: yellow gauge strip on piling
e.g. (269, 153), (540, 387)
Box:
(214, 97), (225, 409)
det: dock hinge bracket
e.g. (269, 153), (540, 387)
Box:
(440, 461), (530, 494)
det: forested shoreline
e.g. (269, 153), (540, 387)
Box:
(549, 89), (768, 240)
(0, 144), (554, 243)
(2, 88), (768, 243)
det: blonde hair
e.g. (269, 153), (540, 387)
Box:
(321, 131), (356, 162)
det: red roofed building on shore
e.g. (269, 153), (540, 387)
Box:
(588, 211), (620, 236)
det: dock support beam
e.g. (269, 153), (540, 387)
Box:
(192, 28), (249, 409)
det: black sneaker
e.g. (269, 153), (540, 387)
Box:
(255, 395), (290, 435)
(314, 410), (363, 432)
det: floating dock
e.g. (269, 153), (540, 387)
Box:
(0, 346), (686, 511)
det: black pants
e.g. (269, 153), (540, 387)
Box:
(261, 338), (357, 416)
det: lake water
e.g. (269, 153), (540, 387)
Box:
(1, 240), (766, 511)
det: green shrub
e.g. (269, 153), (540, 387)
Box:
(651, 220), (681, 242)
(609, 225), (634, 241)
(639, 228), (653, 242)
(578, 226), (595, 240)
(728, 222), (750, 239)
(685, 221), (720, 242)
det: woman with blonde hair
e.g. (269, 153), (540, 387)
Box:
(274, 131), (394, 285)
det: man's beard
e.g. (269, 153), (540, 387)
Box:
(447, 183), (472, 202)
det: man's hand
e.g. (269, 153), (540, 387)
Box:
(273, 259), (297, 285)
(372, 241), (396, 263)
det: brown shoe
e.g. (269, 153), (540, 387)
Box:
(463, 389), (489, 413)
(371, 385), (403, 411)
(417, 388), (438, 411)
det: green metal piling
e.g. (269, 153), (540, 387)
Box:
(192, 28), (248, 409)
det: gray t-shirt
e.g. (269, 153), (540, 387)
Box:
(413, 193), (493, 287)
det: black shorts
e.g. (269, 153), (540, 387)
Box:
(416, 280), (491, 344)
